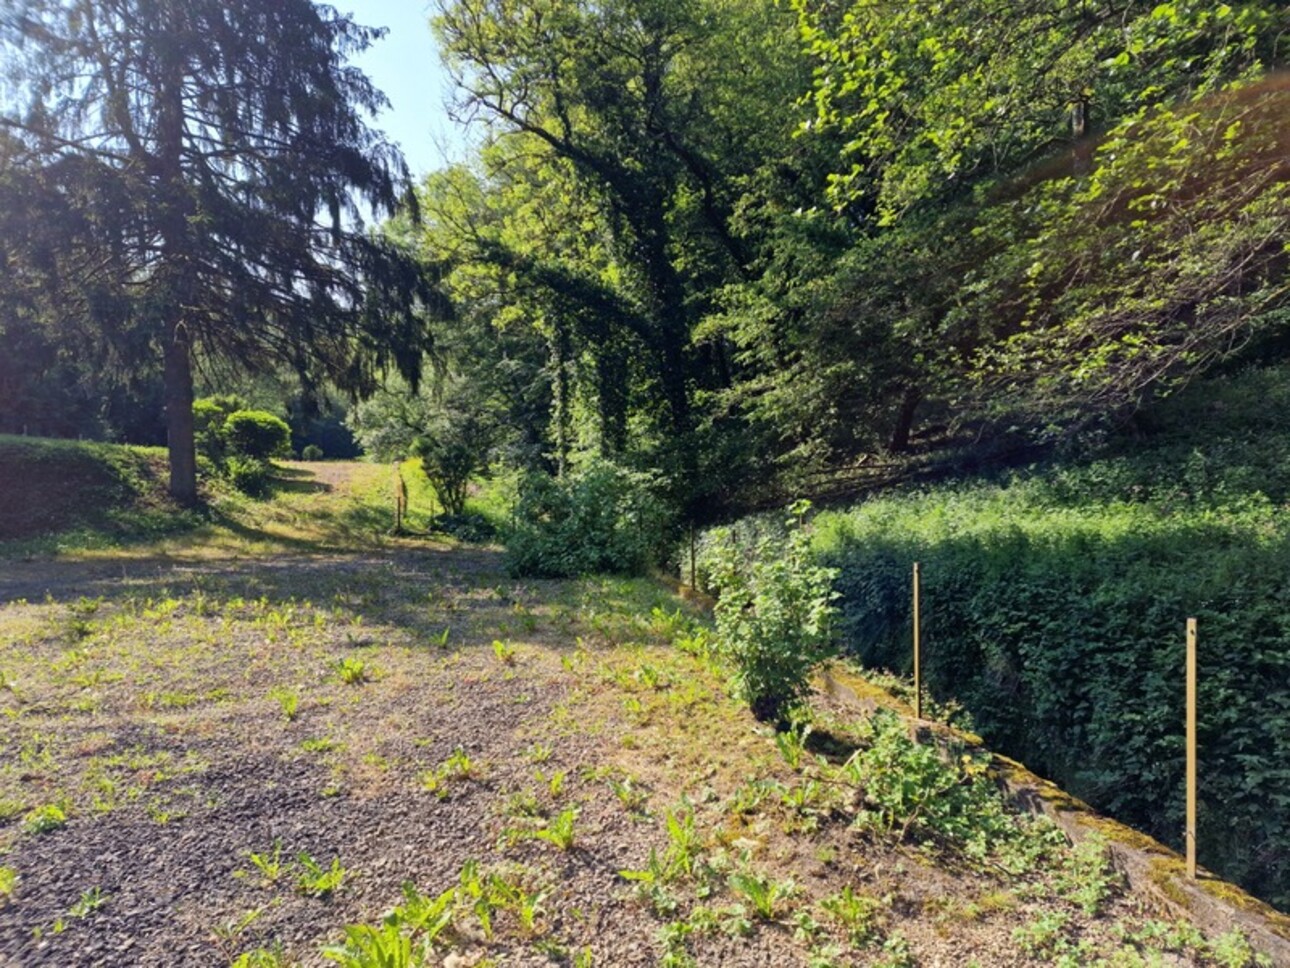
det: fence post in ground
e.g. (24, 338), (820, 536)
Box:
(392, 462), (407, 534)
(913, 561), (922, 720)
(1186, 616), (1198, 880)
(689, 526), (697, 590)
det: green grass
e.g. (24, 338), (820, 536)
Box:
(0, 435), (196, 554)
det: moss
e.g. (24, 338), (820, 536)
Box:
(1147, 857), (1193, 909)
(818, 663), (913, 717)
(1196, 879), (1290, 940)
(1074, 812), (1172, 855)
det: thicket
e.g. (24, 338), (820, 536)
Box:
(504, 460), (672, 578)
(804, 366), (1290, 910)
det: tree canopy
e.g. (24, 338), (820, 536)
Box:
(0, 0), (446, 501)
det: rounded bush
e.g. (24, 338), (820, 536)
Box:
(301, 443), (324, 461)
(223, 410), (291, 461)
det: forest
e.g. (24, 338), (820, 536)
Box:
(2, 0), (1286, 516)
(2, 0), (1290, 942)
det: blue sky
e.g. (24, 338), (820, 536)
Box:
(344, 0), (475, 178)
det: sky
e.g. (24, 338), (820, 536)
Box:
(343, 0), (475, 179)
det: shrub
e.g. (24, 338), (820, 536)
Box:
(805, 368), (1290, 909)
(225, 455), (271, 496)
(410, 409), (493, 517)
(301, 444), (324, 461)
(709, 501), (839, 724)
(505, 460), (672, 577)
(223, 410), (291, 461)
(192, 394), (248, 465)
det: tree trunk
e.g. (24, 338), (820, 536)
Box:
(156, 8), (196, 506)
(164, 321), (197, 505)
(888, 385), (922, 454)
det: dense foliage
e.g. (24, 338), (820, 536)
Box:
(709, 501), (839, 723)
(5, 0), (1290, 913)
(808, 366), (1290, 909)
(222, 411), (292, 463)
(504, 461), (672, 578)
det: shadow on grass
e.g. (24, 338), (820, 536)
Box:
(268, 474), (332, 496)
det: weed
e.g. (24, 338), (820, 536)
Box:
(393, 881), (456, 942)
(634, 663), (665, 690)
(609, 776), (650, 816)
(658, 919), (697, 968)
(649, 606), (689, 641)
(1208, 930), (1272, 968)
(457, 860), (499, 939)
(269, 687), (300, 721)
(663, 805), (702, 880)
(0, 866), (17, 901)
(524, 742), (553, 764)
(333, 657), (369, 685)
(1054, 834), (1121, 914)
(430, 626), (451, 649)
(619, 850), (680, 915)
(492, 875), (548, 934)
(535, 768), (566, 797)
(67, 886), (109, 918)
(230, 951), (286, 968)
(727, 870), (795, 921)
(421, 746), (480, 798)
(874, 933), (916, 968)
(492, 639), (516, 664)
(296, 852), (347, 898)
(22, 803), (67, 835)
(774, 719), (814, 771)
(503, 789), (546, 820)
(532, 806), (578, 851)
(687, 902), (751, 938)
(301, 736), (341, 754)
(322, 922), (412, 967)
(211, 906), (266, 956)
(247, 841), (286, 885)
(1013, 910), (1071, 959)
(820, 886), (884, 946)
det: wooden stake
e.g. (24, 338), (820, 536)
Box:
(392, 461), (407, 534)
(689, 527), (697, 590)
(913, 562), (922, 720)
(1186, 617), (1198, 880)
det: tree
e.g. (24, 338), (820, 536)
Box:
(0, 0), (446, 503)
(433, 0), (804, 510)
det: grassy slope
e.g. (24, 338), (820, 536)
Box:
(0, 463), (1276, 966)
(0, 436), (187, 550)
(0, 436), (450, 559)
(804, 364), (1290, 911)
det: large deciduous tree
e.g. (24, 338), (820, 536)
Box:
(0, 0), (444, 503)
(433, 0), (803, 511)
